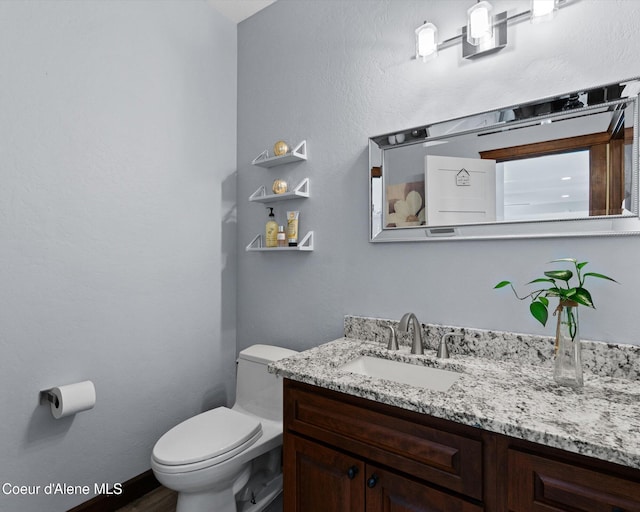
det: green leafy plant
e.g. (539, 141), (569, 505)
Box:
(494, 258), (618, 328)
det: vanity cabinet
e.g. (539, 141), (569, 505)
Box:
(283, 379), (640, 512)
(507, 450), (640, 511)
(283, 379), (485, 511)
(285, 434), (482, 512)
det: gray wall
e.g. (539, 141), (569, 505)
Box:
(237, 0), (640, 351)
(0, 1), (236, 510)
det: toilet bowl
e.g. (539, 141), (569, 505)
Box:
(151, 345), (297, 512)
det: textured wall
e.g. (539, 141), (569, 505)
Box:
(237, 0), (640, 351)
(0, 1), (236, 510)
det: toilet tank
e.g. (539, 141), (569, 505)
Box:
(234, 344), (298, 422)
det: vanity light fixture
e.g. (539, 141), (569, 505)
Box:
(466, 1), (493, 46)
(531, 0), (559, 23)
(415, 0), (566, 61)
(415, 21), (438, 61)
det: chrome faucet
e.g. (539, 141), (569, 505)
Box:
(385, 325), (399, 351)
(437, 332), (462, 359)
(398, 313), (424, 355)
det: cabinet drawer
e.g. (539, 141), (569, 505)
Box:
(508, 449), (640, 512)
(284, 380), (483, 500)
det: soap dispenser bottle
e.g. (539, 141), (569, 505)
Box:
(265, 207), (278, 248)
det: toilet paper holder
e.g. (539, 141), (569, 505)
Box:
(39, 389), (60, 408)
(39, 381), (96, 419)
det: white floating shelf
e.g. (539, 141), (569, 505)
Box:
(249, 177), (310, 203)
(252, 140), (307, 168)
(246, 231), (314, 252)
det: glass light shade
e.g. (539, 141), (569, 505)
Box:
(467, 1), (493, 46)
(415, 22), (438, 62)
(531, 0), (558, 23)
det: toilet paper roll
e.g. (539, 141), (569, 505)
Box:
(49, 381), (96, 419)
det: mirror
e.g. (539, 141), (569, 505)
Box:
(370, 78), (640, 242)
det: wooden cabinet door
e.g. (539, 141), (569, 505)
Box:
(365, 465), (483, 512)
(508, 449), (640, 512)
(283, 434), (365, 512)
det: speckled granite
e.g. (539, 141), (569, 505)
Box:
(270, 337), (640, 470)
(344, 315), (640, 380)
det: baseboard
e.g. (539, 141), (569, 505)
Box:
(67, 469), (160, 512)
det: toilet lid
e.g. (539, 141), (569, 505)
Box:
(152, 407), (262, 466)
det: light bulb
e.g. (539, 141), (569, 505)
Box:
(415, 22), (438, 61)
(531, 0), (558, 23)
(467, 1), (494, 46)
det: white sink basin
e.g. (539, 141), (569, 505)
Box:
(339, 355), (461, 392)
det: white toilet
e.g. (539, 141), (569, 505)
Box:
(151, 344), (298, 512)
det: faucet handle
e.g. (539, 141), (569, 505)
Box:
(385, 326), (399, 351)
(437, 332), (462, 359)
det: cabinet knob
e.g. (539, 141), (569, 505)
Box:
(346, 466), (359, 480)
(367, 474), (379, 488)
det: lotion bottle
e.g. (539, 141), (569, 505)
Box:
(277, 225), (286, 247)
(265, 207), (278, 248)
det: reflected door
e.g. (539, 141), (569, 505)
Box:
(425, 155), (497, 225)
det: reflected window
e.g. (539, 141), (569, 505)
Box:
(500, 151), (590, 221)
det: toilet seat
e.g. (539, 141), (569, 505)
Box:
(152, 407), (262, 474)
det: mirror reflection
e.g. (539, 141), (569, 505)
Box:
(370, 78), (640, 241)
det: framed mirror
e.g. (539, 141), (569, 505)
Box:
(369, 78), (640, 242)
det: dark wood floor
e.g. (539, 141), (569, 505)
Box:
(114, 486), (283, 512)
(115, 486), (177, 512)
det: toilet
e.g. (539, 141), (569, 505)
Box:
(151, 344), (298, 512)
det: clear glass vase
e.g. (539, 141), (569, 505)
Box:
(553, 300), (583, 388)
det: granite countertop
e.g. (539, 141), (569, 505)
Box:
(270, 337), (640, 470)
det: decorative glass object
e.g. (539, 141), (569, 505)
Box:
(496, 259), (616, 389)
(553, 300), (583, 388)
(272, 179), (288, 194)
(273, 140), (289, 156)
